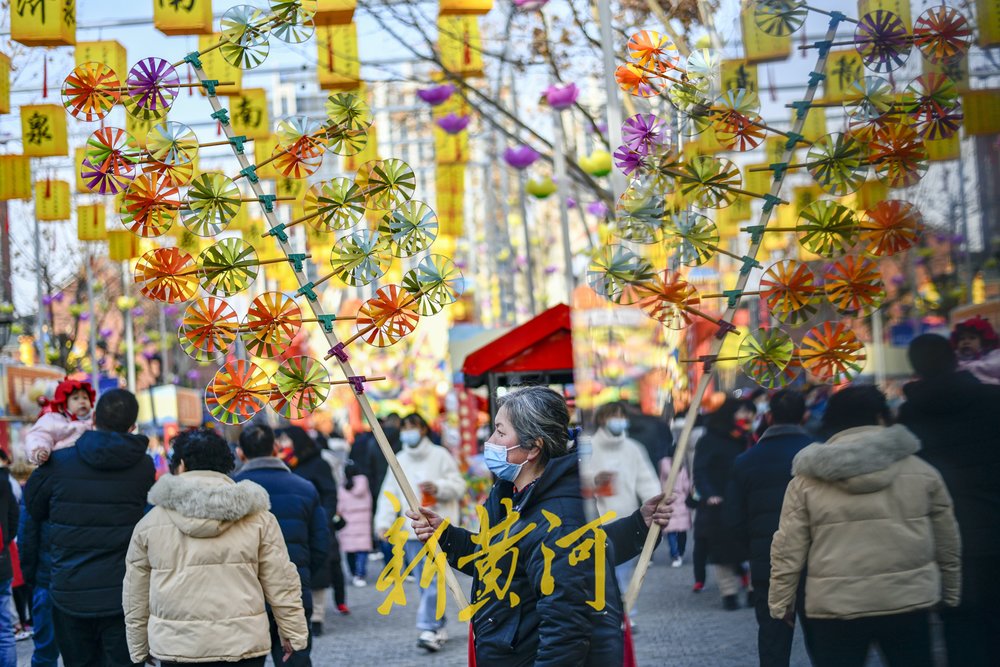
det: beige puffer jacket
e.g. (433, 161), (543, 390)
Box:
(769, 424), (961, 621)
(123, 471), (309, 664)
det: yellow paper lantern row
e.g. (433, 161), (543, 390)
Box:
(0, 155), (32, 200)
(978, 0), (1000, 48)
(740, 9), (789, 64)
(35, 179), (70, 221)
(108, 230), (141, 261)
(317, 0), (356, 25)
(434, 126), (470, 164)
(926, 135), (960, 162)
(317, 24), (360, 91)
(21, 104), (68, 157)
(823, 50), (865, 104)
(962, 90), (1000, 136)
(439, 0), (492, 15)
(77, 203), (107, 241)
(155, 0), (213, 35)
(0, 53), (10, 115)
(75, 40), (127, 79)
(439, 16), (484, 78)
(229, 88), (270, 140)
(858, 0), (911, 34)
(11, 0), (75, 47)
(198, 34), (243, 94)
(436, 163), (465, 236)
(721, 60), (757, 93)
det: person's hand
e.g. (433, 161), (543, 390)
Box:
(418, 481), (438, 495)
(706, 495), (723, 506)
(145, 657), (156, 665)
(594, 471), (614, 487)
(639, 493), (675, 528)
(281, 638), (294, 662)
(35, 449), (49, 464)
(405, 506), (443, 543)
(781, 611), (795, 628)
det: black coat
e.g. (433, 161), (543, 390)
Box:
(626, 412), (673, 470)
(17, 504), (51, 588)
(234, 458), (330, 608)
(723, 425), (814, 583)
(291, 453), (339, 588)
(24, 430), (155, 617)
(0, 468), (19, 581)
(693, 429), (747, 564)
(353, 428), (401, 505)
(899, 371), (1000, 606)
(441, 453), (626, 667)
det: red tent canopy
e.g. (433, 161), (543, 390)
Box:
(461, 304), (574, 388)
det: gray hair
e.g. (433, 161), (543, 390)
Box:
(497, 386), (571, 464)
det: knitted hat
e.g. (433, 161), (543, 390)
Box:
(41, 378), (96, 415)
(951, 316), (999, 352)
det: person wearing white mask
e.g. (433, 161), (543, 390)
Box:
(373, 413), (465, 653)
(581, 401), (663, 606)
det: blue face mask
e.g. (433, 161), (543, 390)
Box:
(483, 442), (524, 482)
(400, 430), (422, 448)
(606, 417), (629, 436)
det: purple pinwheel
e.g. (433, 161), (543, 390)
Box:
(125, 57), (180, 118)
(436, 113), (471, 134)
(544, 83), (579, 110)
(622, 114), (670, 154)
(586, 201), (610, 217)
(613, 145), (647, 176)
(503, 145), (540, 170)
(417, 84), (456, 106)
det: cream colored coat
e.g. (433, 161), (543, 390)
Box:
(123, 471), (309, 664)
(769, 425), (961, 621)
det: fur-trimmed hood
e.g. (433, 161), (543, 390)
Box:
(148, 470), (270, 538)
(792, 425), (921, 494)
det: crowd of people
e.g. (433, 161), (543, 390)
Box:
(0, 316), (995, 666)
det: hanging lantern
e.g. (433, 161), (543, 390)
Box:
(0, 155), (32, 200)
(526, 176), (557, 199)
(0, 53), (10, 115)
(317, 0), (356, 25)
(439, 0), (493, 16)
(417, 84), (455, 106)
(21, 104), (68, 157)
(317, 24), (361, 91)
(578, 149), (613, 177)
(35, 179), (70, 221)
(198, 33), (243, 94)
(108, 230), (141, 261)
(228, 89), (270, 140)
(74, 41), (127, 79)
(543, 83), (579, 110)
(11, 0), (76, 47)
(154, 0), (213, 36)
(503, 145), (540, 170)
(438, 16), (484, 78)
(77, 204), (107, 241)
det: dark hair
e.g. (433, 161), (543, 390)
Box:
(239, 424), (275, 459)
(705, 397), (754, 435)
(94, 389), (139, 433)
(769, 389), (806, 425)
(382, 413), (402, 428)
(171, 428), (235, 474)
(908, 334), (957, 378)
(594, 401), (625, 426)
(344, 459), (361, 490)
(497, 386), (571, 465)
(402, 413), (430, 434)
(277, 426), (320, 463)
(821, 385), (891, 434)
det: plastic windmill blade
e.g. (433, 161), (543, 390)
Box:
(120, 172), (180, 237)
(242, 292), (302, 359)
(325, 126), (369, 157)
(276, 116), (327, 158)
(798, 321), (866, 384)
(626, 30), (680, 73)
(613, 181), (666, 245)
(269, 0), (317, 44)
(738, 329), (800, 389)
(869, 123), (928, 189)
(753, 0), (807, 36)
(271, 142), (324, 180)
(807, 133), (869, 196)
(134, 247), (199, 304)
(713, 89), (766, 152)
(760, 260), (820, 325)
(146, 122), (198, 167)
(662, 211), (719, 267)
(355, 284), (420, 348)
(271, 356), (331, 418)
(62, 62), (120, 122)
(862, 199), (923, 257)
(179, 296), (240, 363)
(381, 200), (438, 258)
(220, 5), (271, 69)
(205, 360), (271, 425)
(123, 57), (179, 120)
(823, 256), (886, 316)
(905, 74), (963, 141)
(358, 159), (417, 211)
(304, 178), (365, 232)
(855, 10), (911, 73)
(142, 157), (196, 187)
(615, 64), (659, 99)
(677, 156), (741, 209)
(636, 270), (700, 330)
(326, 93), (373, 133)
(621, 114), (670, 155)
(667, 75), (710, 114)
(843, 76), (895, 124)
(181, 173), (242, 237)
(329, 229), (391, 286)
(587, 245), (653, 305)
(198, 238), (259, 297)
(82, 127), (138, 195)
(686, 49), (720, 84)
(401, 254), (463, 316)
(913, 6), (973, 64)
(796, 200), (859, 259)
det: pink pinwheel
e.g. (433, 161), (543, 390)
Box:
(436, 113), (471, 134)
(417, 84), (455, 106)
(613, 145), (646, 175)
(544, 83), (579, 110)
(504, 145), (540, 170)
(622, 113), (670, 154)
(514, 0), (549, 8)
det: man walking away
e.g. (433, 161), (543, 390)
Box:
(725, 389), (815, 666)
(235, 424), (329, 667)
(25, 389), (155, 667)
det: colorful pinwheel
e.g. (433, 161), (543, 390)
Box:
(205, 360), (271, 425)
(123, 57), (179, 120)
(799, 321), (866, 384)
(861, 199), (923, 257)
(198, 238), (259, 297)
(760, 260), (820, 325)
(355, 284), (420, 347)
(738, 329), (800, 389)
(62, 62), (120, 121)
(179, 297), (240, 363)
(823, 256), (886, 316)
(134, 247), (198, 303)
(242, 291), (302, 358)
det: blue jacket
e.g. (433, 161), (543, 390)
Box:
(234, 457), (330, 608)
(724, 424), (814, 584)
(17, 504), (51, 588)
(25, 430), (155, 616)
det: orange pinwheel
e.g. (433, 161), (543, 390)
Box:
(355, 284), (420, 347)
(134, 247), (198, 303)
(179, 297), (240, 363)
(798, 321), (867, 384)
(205, 360), (271, 425)
(242, 292), (302, 358)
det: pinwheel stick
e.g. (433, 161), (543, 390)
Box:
(330, 375), (386, 385)
(629, 62), (689, 88)
(802, 4), (860, 22)
(99, 81), (237, 91)
(801, 35), (917, 50)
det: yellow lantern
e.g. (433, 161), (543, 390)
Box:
(21, 104), (68, 157)
(229, 89), (270, 139)
(740, 9), (789, 64)
(254, 134), (280, 179)
(434, 127), (469, 164)
(344, 116), (378, 173)
(75, 41), (127, 79)
(436, 163), (465, 236)
(77, 204), (107, 241)
(316, 0), (356, 25)
(439, 0), (493, 15)
(824, 51), (865, 103)
(962, 89), (1000, 136)
(316, 24), (360, 91)
(108, 231), (141, 261)
(154, 0), (213, 35)
(721, 60), (758, 92)
(35, 179), (70, 221)
(978, 0), (1000, 47)
(198, 34), (242, 94)
(0, 53), (10, 115)
(438, 16), (484, 78)
(0, 155), (32, 200)
(11, 0), (76, 47)
(926, 135), (960, 162)
(858, 0), (911, 33)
